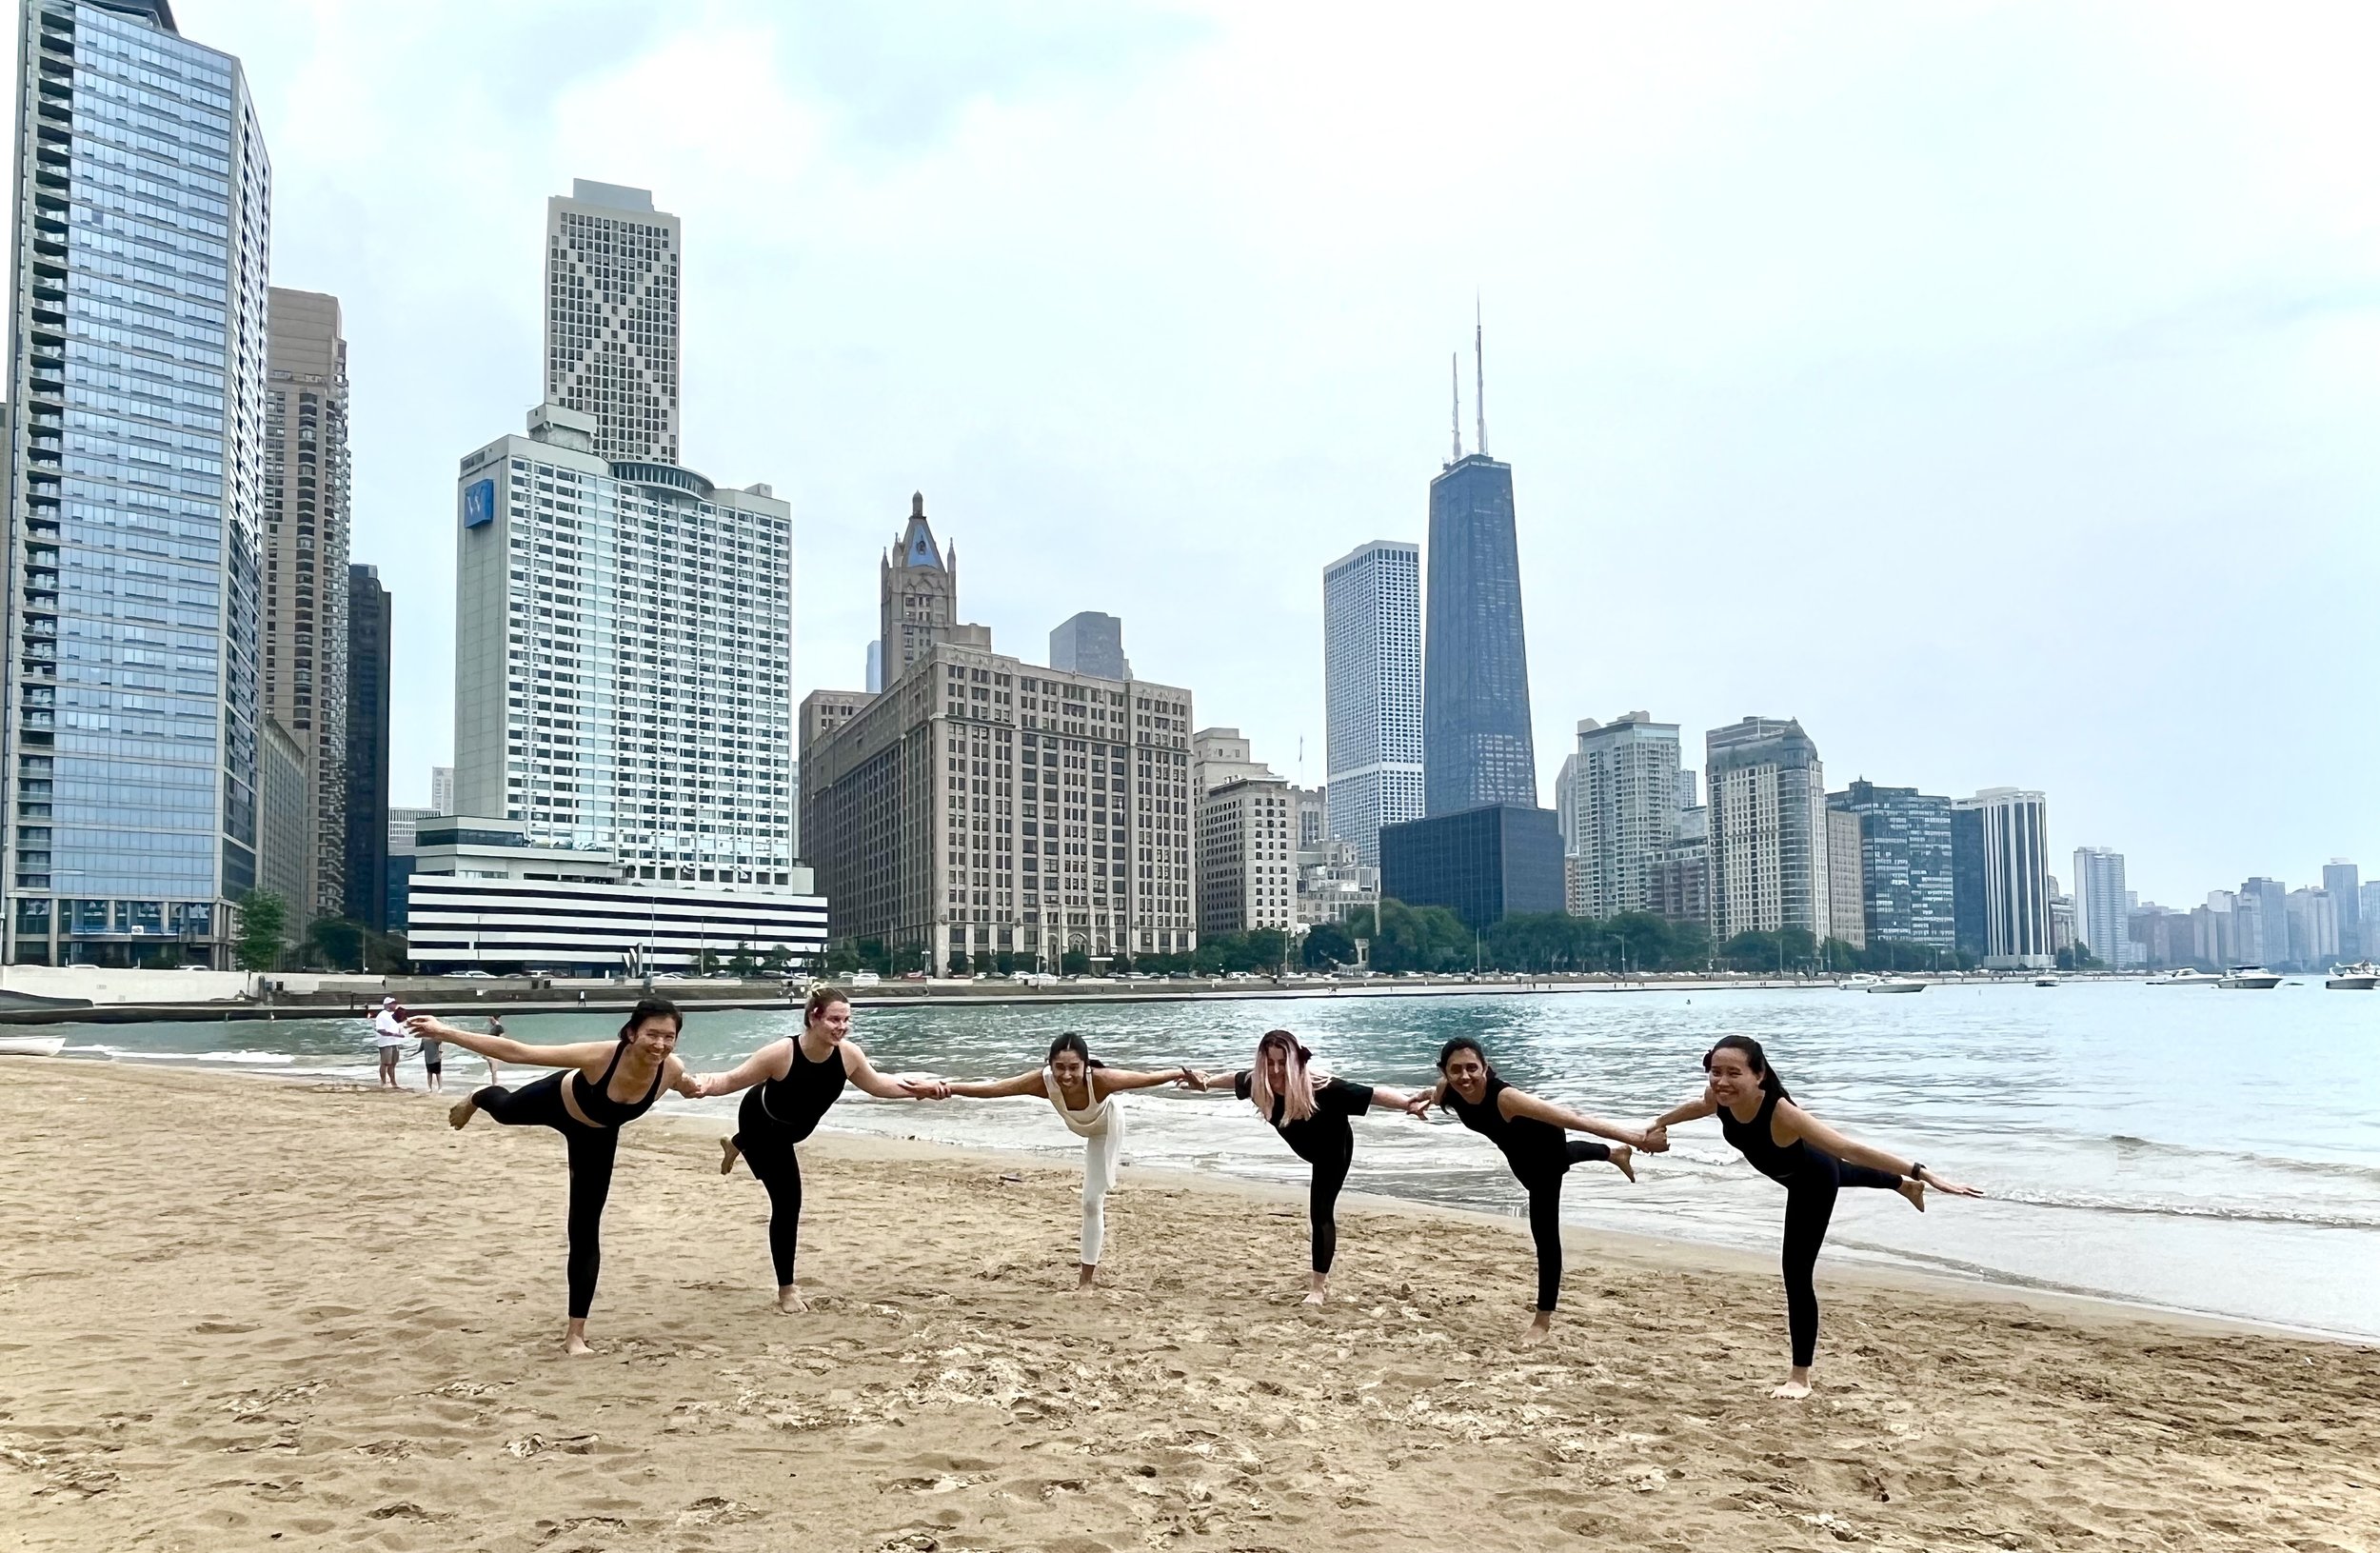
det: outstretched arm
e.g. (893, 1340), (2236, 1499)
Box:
(1499, 1086), (1649, 1147)
(1403, 1081), (1444, 1116)
(938, 1069), (1048, 1101)
(669, 1058), (704, 1100)
(1649, 1087), (1719, 1130)
(695, 1041), (792, 1100)
(1181, 1068), (1240, 1093)
(1776, 1102), (1985, 1195)
(1362, 1083), (1420, 1112)
(405, 1016), (609, 1070)
(842, 1042), (932, 1100)
(1091, 1065), (1196, 1097)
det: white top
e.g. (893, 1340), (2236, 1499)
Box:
(372, 1010), (407, 1046)
(1043, 1066), (1117, 1139)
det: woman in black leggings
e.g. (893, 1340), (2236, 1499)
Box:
(1646, 1034), (1982, 1399)
(410, 998), (699, 1355)
(691, 986), (931, 1312)
(1187, 1029), (1418, 1306)
(1405, 1036), (1648, 1343)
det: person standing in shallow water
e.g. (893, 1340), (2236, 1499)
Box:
(1184, 1029), (1421, 1307)
(692, 986), (936, 1313)
(1643, 1034), (1983, 1399)
(909, 1033), (1195, 1290)
(1402, 1036), (1650, 1344)
(408, 998), (701, 1356)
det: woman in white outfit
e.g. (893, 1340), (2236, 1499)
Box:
(914, 1034), (1192, 1289)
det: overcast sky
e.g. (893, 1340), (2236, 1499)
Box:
(63, 2), (2380, 904)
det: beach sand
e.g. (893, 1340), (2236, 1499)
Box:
(2, 1063), (2375, 1552)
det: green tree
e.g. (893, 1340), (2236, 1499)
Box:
(1061, 947), (1090, 975)
(948, 949), (972, 976)
(992, 950), (1017, 975)
(231, 889), (288, 972)
(1301, 920), (1357, 968)
(728, 941), (757, 977)
(307, 916), (365, 972)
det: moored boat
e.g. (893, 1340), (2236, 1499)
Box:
(1866, 976), (1925, 994)
(0, 1034), (66, 1057)
(2325, 962), (2379, 990)
(2148, 968), (2222, 986)
(2217, 966), (2283, 990)
(2034, 975), (2059, 987)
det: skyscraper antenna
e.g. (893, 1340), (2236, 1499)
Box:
(1449, 351), (1461, 463)
(1475, 294), (1488, 458)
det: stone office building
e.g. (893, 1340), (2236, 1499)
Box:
(802, 632), (1198, 970)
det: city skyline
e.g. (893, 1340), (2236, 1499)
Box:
(46, 2), (2380, 906)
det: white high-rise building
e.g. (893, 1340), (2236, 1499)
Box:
(1706, 718), (1830, 943)
(545, 181), (681, 464)
(1959, 788), (2053, 969)
(1322, 539), (1422, 867)
(4, 0), (271, 968)
(452, 403), (794, 891)
(429, 766), (454, 815)
(1567, 712), (1680, 919)
(2072, 846), (2140, 968)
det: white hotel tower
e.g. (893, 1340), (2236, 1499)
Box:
(449, 182), (793, 896)
(1321, 539), (1422, 868)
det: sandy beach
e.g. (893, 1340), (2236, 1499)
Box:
(3, 1063), (2375, 1552)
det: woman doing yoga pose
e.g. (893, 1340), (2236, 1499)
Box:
(1644, 1034), (1982, 1398)
(1405, 1036), (1648, 1343)
(910, 1033), (1193, 1289)
(1185, 1029), (1418, 1306)
(692, 986), (931, 1312)
(411, 999), (700, 1355)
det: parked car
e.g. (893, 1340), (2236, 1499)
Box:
(902, 970), (928, 981)
(446, 968), (495, 979)
(849, 971), (882, 986)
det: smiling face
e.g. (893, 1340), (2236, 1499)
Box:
(809, 997), (852, 1043)
(626, 1014), (681, 1062)
(1704, 1045), (1763, 1108)
(1440, 1045), (1489, 1103)
(1050, 1047), (1088, 1095)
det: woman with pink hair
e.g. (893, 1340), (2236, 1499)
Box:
(1186, 1029), (1419, 1306)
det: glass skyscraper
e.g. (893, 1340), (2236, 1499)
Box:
(4, 1), (270, 966)
(1828, 779), (1955, 948)
(1421, 453), (1535, 816)
(1321, 538), (1420, 867)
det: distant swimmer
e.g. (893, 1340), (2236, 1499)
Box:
(1184, 1029), (1421, 1307)
(690, 986), (936, 1313)
(910, 1033), (1195, 1290)
(410, 998), (700, 1356)
(1404, 1036), (1650, 1344)
(1644, 1034), (1982, 1399)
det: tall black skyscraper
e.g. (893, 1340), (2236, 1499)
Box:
(343, 564), (391, 930)
(1421, 329), (1536, 816)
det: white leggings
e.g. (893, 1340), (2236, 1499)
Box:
(1080, 1125), (1122, 1265)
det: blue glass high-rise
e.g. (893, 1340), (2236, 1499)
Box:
(4, 1), (271, 966)
(1422, 452), (1535, 815)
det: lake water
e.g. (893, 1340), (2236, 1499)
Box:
(63, 980), (2380, 1339)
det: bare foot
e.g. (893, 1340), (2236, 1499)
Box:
(718, 1137), (742, 1177)
(776, 1284), (805, 1314)
(1770, 1379), (1812, 1400)
(1076, 1264), (1098, 1293)
(1898, 1178), (1927, 1212)
(1609, 1145), (1636, 1183)
(447, 1097), (478, 1129)
(1521, 1313), (1552, 1344)
(565, 1322), (593, 1357)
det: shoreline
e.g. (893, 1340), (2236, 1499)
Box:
(5, 1061), (2375, 1550)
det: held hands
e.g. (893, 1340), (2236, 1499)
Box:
(1637, 1124), (1671, 1154)
(901, 1076), (951, 1100)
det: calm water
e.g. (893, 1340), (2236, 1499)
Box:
(64, 981), (2380, 1338)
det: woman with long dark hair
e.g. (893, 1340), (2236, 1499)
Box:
(1184, 1030), (1420, 1306)
(408, 998), (700, 1355)
(1402, 1036), (1648, 1343)
(1645, 1034), (1983, 1398)
(909, 1033), (1194, 1289)
(692, 986), (933, 1312)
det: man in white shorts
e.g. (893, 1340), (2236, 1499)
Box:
(372, 997), (408, 1090)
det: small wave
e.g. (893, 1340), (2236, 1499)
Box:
(1993, 1186), (2380, 1234)
(2104, 1133), (2380, 1185)
(82, 1046), (299, 1065)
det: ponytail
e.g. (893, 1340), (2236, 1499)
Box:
(1249, 1028), (1319, 1123)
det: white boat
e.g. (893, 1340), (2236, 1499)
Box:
(2326, 962), (2379, 990)
(2217, 966), (2283, 990)
(1866, 976), (1925, 994)
(2148, 968), (2222, 986)
(2034, 975), (2059, 987)
(0, 1034), (66, 1057)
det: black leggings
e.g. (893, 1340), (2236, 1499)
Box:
(473, 1073), (619, 1320)
(1781, 1153), (1904, 1366)
(1520, 1140), (1612, 1312)
(735, 1087), (806, 1287)
(1308, 1146), (1353, 1274)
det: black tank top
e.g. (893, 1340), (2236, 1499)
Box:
(1717, 1089), (1809, 1185)
(570, 1041), (667, 1127)
(758, 1035), (848, 1141)
(1443, 1072), (1572, 1181)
